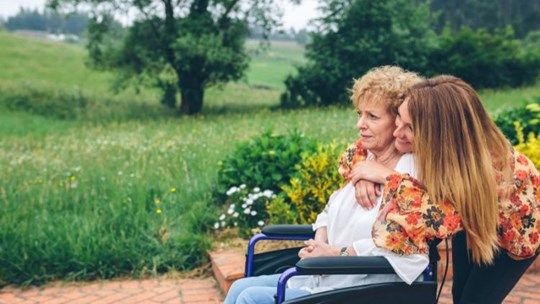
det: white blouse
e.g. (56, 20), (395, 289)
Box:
(287, 153), (428, 293)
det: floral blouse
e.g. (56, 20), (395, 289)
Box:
(372, 149), (540, 260)
(338, 140), (367, 183)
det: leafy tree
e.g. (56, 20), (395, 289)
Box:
(281, 0), (434, 108)
(50, 0), (299, 115)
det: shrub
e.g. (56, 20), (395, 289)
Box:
(494, 100), (540, 145)
(215, 129), (317, 204)
(281, 143), (344, 224)
(214, 185), (276, 238)
(426, 26), (540, 89)
(267, 195), (299, 225)
(514, 122), (540, 169)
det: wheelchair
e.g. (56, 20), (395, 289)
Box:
(245, 224), (443, 304)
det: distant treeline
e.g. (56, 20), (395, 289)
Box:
(1, 8), (89, 36)
(430, 0), (540, 39)
(3, 0), (538, 40)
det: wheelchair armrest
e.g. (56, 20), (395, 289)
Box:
(295, 256), (396, 275)
(261, 225), (315, 238)
(276, 256), (397, 303)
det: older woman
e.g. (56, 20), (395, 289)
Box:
(355, 75), (540, 303)
(224, 66), (426, 304)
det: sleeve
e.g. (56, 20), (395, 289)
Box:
(338, 140), (367, 182)
(372, 173), (462, 256)
(312, 188), (341, 230)
(499, 151), (540, 259)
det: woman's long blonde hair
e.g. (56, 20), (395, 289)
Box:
(407, 75), (512, 265)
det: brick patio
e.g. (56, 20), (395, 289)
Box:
(1, 248), (539, 304)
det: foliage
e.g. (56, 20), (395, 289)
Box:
(267, 195), (299, 225)
(514, 122), (540, 169)
(430, 0), (540, 39)
(281, 143), (344, 224)
(50, 0), (296, 115)
(280, 0), (434, 108)
(215, 128), (317, 203)
(214, 186), (276, 237)
(494, 99), (540, 144)
(425, 26), (540, 90)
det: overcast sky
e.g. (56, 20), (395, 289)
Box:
(0, 0), (320, 30)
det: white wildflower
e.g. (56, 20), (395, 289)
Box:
(227, 208), (234, 215)
(241, 204), (247, 208)
(263, 190), (274, 197)
(233, 212), (239, 218)
(243, 208), (251, 214)
(226, 186), (239, 196)
(257, 220), (265, 226)
(253, 187), (261, 193)
(213, 222), (220, 229)
(251, 210), (257, 216)
(219, 214), (226, 220)
(220, 221), (226, 227)
(240, 184), (246, 189)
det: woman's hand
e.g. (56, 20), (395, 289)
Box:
(354, 180), (381, 209)
(298, 239), (340, 259)
(350, 161), (394, 184)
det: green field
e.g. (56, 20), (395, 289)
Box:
(1, 30), (539, 286)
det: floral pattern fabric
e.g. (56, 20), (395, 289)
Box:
(373, 149), (540, 260)
(338, 140), (367, 183)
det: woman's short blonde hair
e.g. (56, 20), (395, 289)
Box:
(350, 66), (423, 115)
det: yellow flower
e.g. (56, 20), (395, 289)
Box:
(170, 187), (176, 193)
(155, 199), (161, 204)
(70, 176), (76, 181)
(156, 209), (162, 214)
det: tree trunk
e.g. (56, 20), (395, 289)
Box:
(179, 84), (204, 115)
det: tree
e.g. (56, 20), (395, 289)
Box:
(281, 0), (434, 108)
(50, 0), (299, 115)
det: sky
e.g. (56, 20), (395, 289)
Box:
(0, 0), (320, 30)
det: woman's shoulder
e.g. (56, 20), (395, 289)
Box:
(395, 153), (417, 177)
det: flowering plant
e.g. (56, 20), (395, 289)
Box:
(214, 184), (276, 237)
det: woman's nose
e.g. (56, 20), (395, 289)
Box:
(393, 125), (402, 138)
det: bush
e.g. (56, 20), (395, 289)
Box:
(494, 99), (540, 145)
(215, 129), (317, 203)
(214, 185), (277, 237)
(281, 143), (344, 224)
(267, 195), (299, 225)
(426, 26), (540, 89)
(514, 122), (540, 169)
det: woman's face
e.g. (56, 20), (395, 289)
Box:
(394, 99), (414, 153)
(356, 100), (396, 154)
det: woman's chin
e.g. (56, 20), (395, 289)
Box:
(395, 143), (412, 154)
